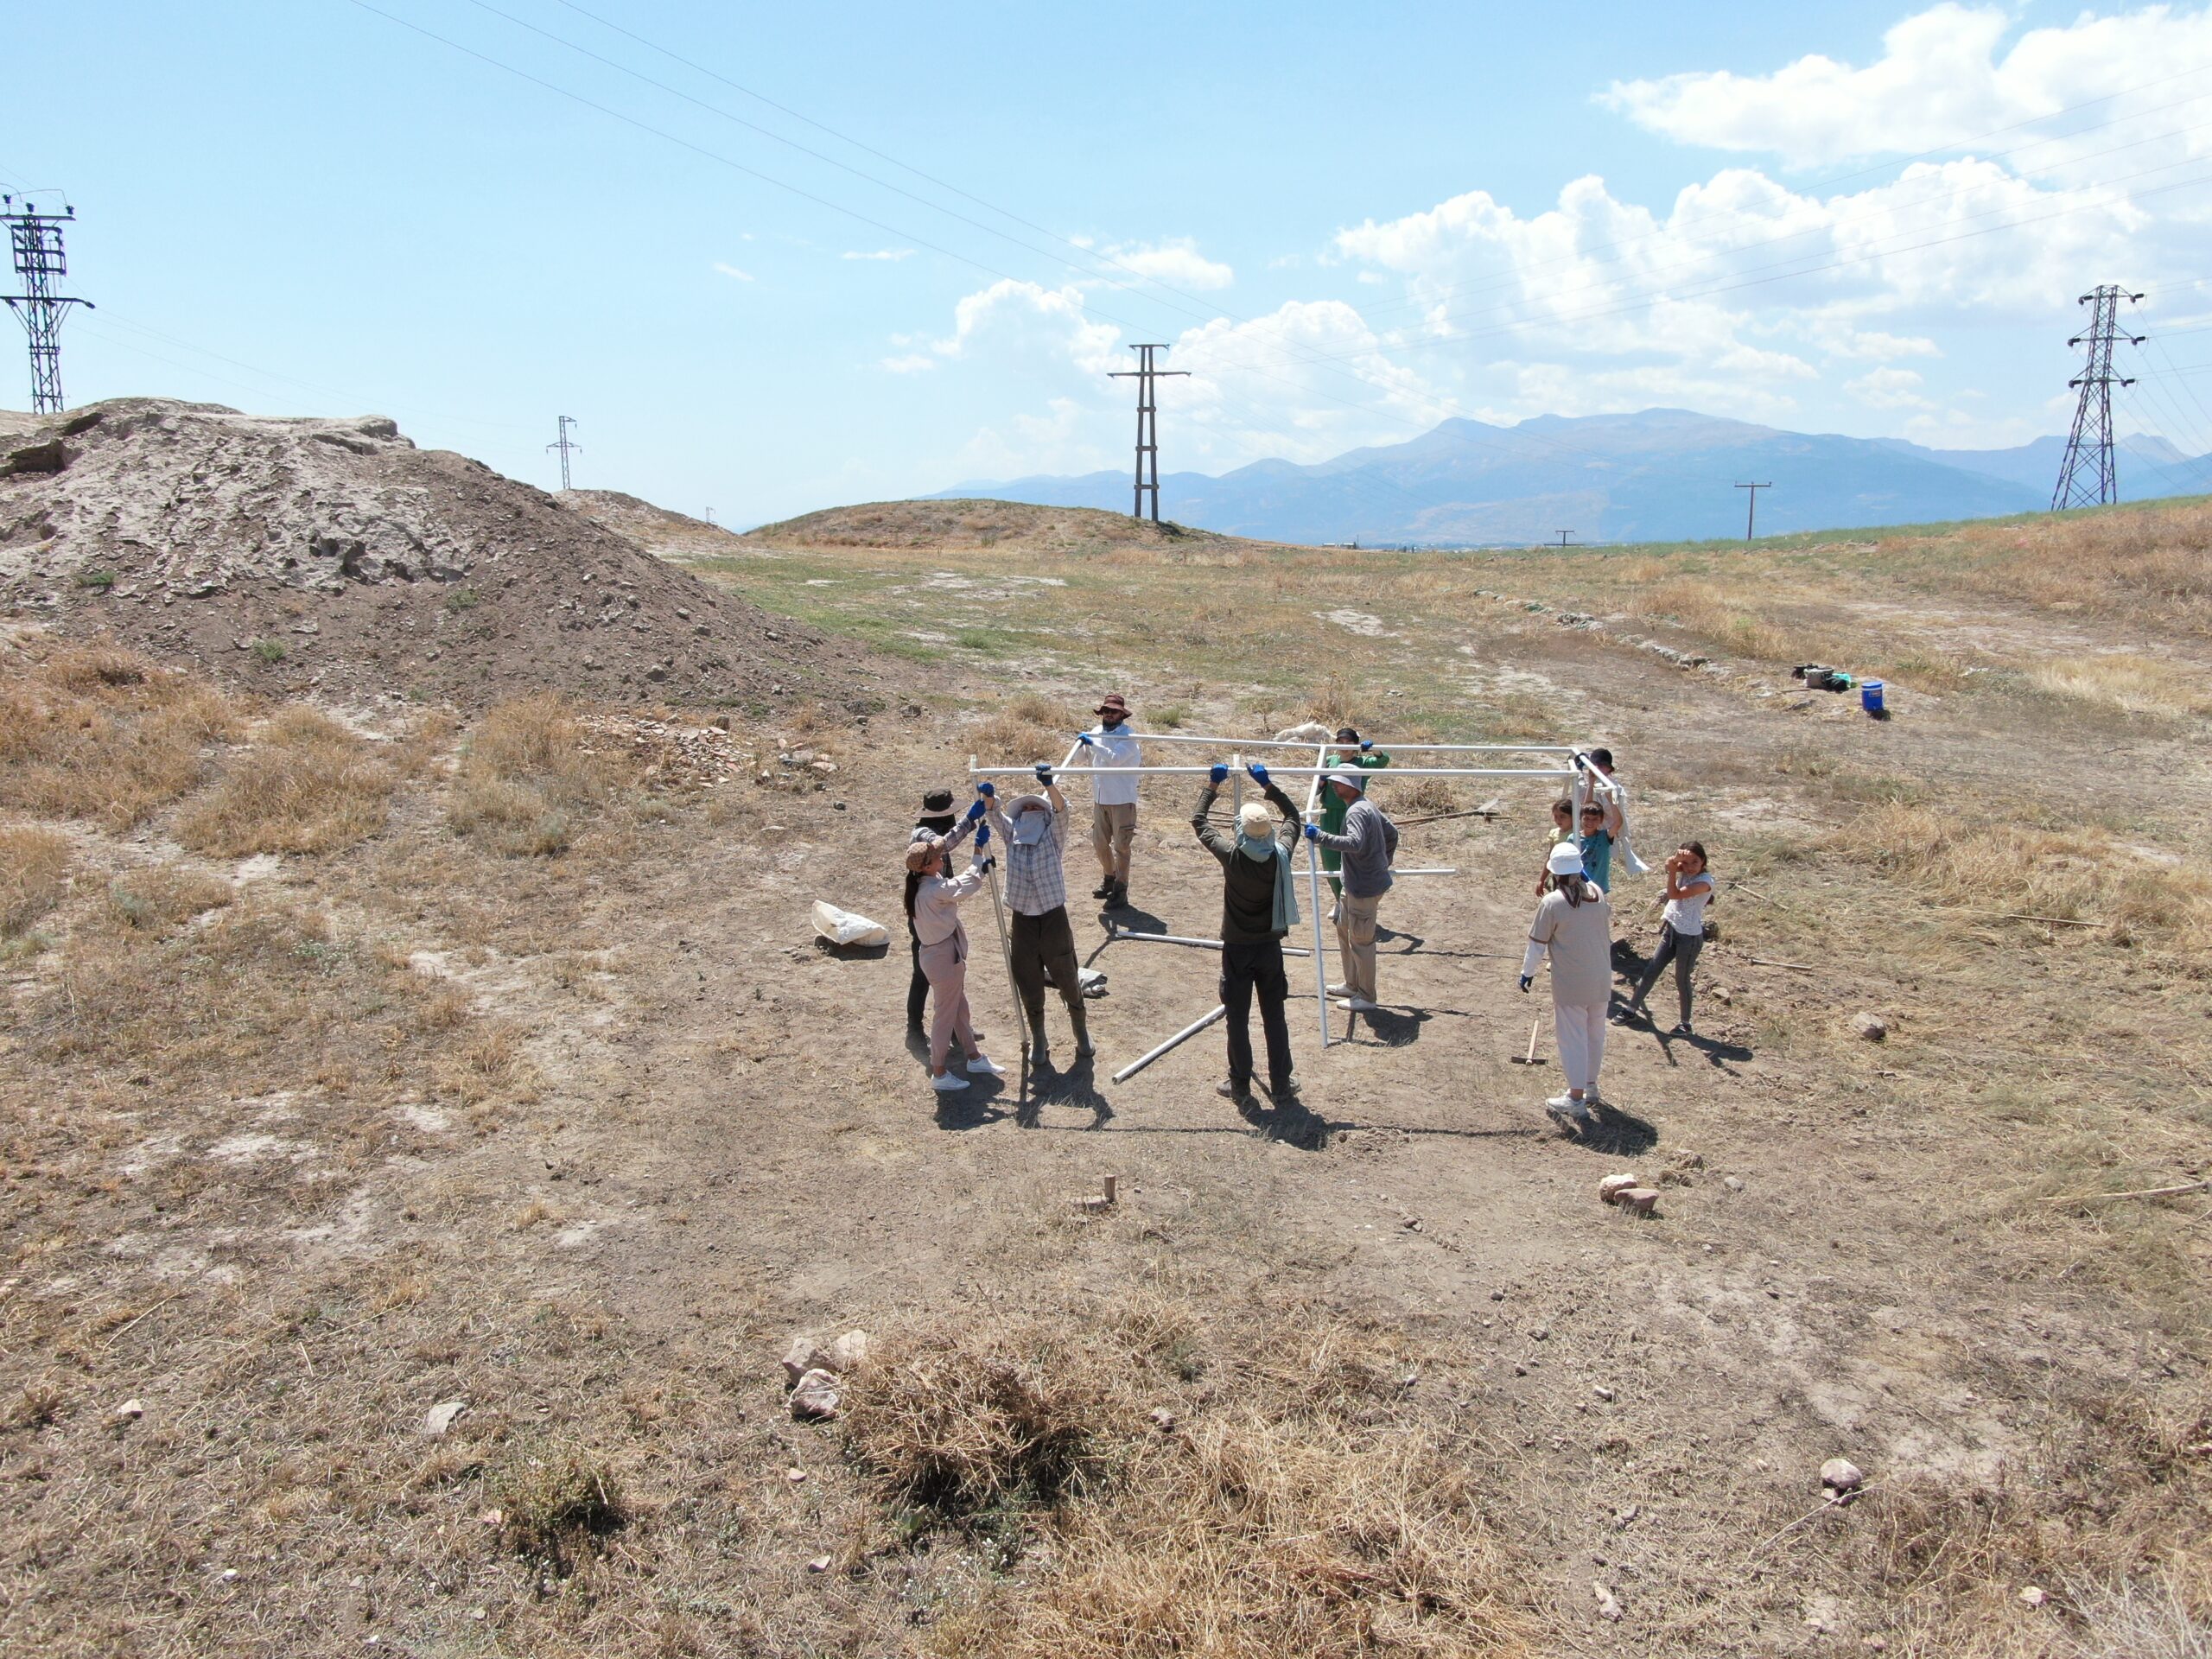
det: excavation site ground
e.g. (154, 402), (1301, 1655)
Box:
(2, 429), (2208, 1657)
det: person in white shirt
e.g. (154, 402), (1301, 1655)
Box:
(1520, 842), (1614, 1136)
(1072, 691), (1142, 910)
(1624, 841), (1715, 1037)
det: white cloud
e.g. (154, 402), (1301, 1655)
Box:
(1101, 238), (1235, 291)
(1847, 366), (1936, 410)
(1602, 3), (2212, 168)
(927, 279), (1124, 376)
(842, 248), (915, 262)
(880, 353), (936, 374)
(712, 262), (754, 282)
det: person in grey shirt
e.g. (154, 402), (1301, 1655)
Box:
(1304, 766), (1398, 1014)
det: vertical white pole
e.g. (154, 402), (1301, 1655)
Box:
(974, 756), (1030, 1062)
(1306, 741), (1332, 1050)
(1231, 749), (1243, 821)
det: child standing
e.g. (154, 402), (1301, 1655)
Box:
(1627, 842), (1714, 1036)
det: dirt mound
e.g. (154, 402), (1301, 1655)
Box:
(560, 489), (747, 564)
(745, 496), (1256, 554)
(0, 399), (886, 709)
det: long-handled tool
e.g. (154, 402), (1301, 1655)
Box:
(1510, 1015), (1546, 1065)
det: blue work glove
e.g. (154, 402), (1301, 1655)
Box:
(1302, 823), (1319, 842)
(1518, 975), (1533, 994)
(1034, 762), (1053, 784)
(1359, 739), (1373, 752)
(976, 780), (995, 798)
(1077, 732), (1095, 748)
(964, 799), (987, 823)
(1208, 763), (1228, 786)
(1247, 762), (1270, 786)
(975, 822), (991, 848)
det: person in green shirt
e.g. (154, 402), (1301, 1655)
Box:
(1318, 728), (1390, 901)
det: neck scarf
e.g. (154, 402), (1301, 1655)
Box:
(1236, 833), (1300, 932)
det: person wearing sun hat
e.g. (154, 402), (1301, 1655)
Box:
(1071, 692), (1142, 909)
(903, 788), (961, 1035)
(906, 803), (1008, 1094)
(1303, 765), (1398, 1014)
(1519, 840), (1615, 1135)
(985, 763), (1094, 1067)
(1192, 760), (1305, 1105)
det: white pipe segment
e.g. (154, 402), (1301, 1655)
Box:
(1122, 731), (1574, 753)
(1305, 739), (1332, 1051)
(1103, 930), (1314, 958)
(970, 765), (1574, 779)
(1111, 1004), (1227, 1084)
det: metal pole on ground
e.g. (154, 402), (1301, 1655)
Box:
(1112, 1004), (1226, 1084)
(1305, 741), (1332, 1050)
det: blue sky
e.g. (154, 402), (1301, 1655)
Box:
(12, 2), (2212, 523)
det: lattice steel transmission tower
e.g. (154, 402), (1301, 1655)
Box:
(547, 415), (581, 491)
(2051, 285), (2144, 511)
(3, 196), (92, 415)
(1108, 344), (1188, 521)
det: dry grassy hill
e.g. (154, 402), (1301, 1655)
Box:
(743, 496), (1276, 556)
(2, 484), (2208, 1656)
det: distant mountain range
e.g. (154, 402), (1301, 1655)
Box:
(932, 410), (2211, 545)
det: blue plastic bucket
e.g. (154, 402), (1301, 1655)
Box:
(1860, 679), (1885, 715)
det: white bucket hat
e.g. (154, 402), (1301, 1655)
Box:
(1327, 766), (1368, 791)
(1547, 842), (1586, 877)
(1006, 793), (1052, 845)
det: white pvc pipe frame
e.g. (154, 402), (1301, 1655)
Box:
(976, 733), (1586, 1067)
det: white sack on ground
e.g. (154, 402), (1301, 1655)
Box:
(811, 901), (890, 948)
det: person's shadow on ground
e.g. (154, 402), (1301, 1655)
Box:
(1101, 899), (1172, 935)
(931, 1074), (1013, 1130)
(1351, 1006), (1429, 1048)
(1235, 1084), (1338, 1150)
(1575, 1099), (1660, 1157)
(1017, 1052), (1114, 1129)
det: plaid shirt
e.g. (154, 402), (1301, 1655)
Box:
(988, 801), (1068, 916)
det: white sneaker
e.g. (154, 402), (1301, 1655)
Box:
(1582, 1088), (1607, 1111)
(1546, 1092), (1583, 1109)
(965, 1054), (1007, 1077)
(931, 1072), (970, 1093)
(1326, 982), (1351, 996)
(1338, 996), (1380, 1013)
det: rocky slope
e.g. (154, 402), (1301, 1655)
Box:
(0, 399), (883, 709)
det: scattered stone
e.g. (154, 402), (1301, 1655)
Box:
(479, 1509), (504, 1527)
(781, 1337), (830, 1387)
(422, 1400), (467, 1438)
(1821, 1457), (1866, 1495)
(1865, 1638), (1887, 1651)
(2019, 1586), (2048, 1609)
(1599, 1173), (1641, 1205)
(786, 1467), (807, 1484)
(1593, 1386), (1616, 1402)
(825, 1331), (871, 1373)
(1592, 1582), (1623, 1621)
(1530, 1326), (1549, 1342)
(1723, 1176), (1745, 1192)
(790, 1369), (842, 1421)
(1618, 1187), (1661, 1217)
(806, 1555), (832, 1574)
(1148, 1407), (1177, 1433)
(1658, 1167), (1698, 1188)
(1853, 1012), (1888, 1042)
(1670, 1149), (1705, 1170)
(1614, 1503), (1638, 1529)
(115, 1398), (145, 1422)
(1711, 985), (1733, 1006)
(1804, 1592), (1842, 1633)
(1490, 1288), (1506, 1301)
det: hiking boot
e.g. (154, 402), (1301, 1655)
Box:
(931, 1072), (970, 1093)
(1091, 877), (1115, 899)
(1107, 880), (1129, 909)
(1216, 1078), (1254, 1103)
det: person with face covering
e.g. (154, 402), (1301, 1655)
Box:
(984, 764), (1095, 1067)
(1191, 760), (1304, 1105)
(1520, 842), (1615, 1135)
(906, 802), (1009, 1093)
(904, 788), (960, 1036)
(1304, 766), (1398, 1014)
(1072, 692), (1141, 910)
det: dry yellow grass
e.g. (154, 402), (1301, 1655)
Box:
(842, 1296), (1533, 1658)
(175, 706), (397, 855)
(448, 695), (620, 855)
(2029, 652), (2212, 719)
(1929, 501), (2212, 635)
(102, 864), (233, 932)
(0, 826), (70, 938)
(970, 691), (1076, 771)
(0, 644), (244, 831)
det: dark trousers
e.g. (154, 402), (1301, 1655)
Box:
(1010, 906), (1085, 1035)
(906, 926), (930, 1027)
(1633, 923), (1703, 1026)
(1221, 938), (1294, 1091)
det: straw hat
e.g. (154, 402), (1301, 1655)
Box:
(906, 836), (944, 874)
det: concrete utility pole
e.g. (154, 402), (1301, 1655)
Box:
(547, 415), (581, 491)
(1108, 344), (1189, 522)
(1734, 481), (1770, 543)
(2052, 285), (2144, 510)
(1555, 530), (1575, 547)
(2, 195), (92, 415)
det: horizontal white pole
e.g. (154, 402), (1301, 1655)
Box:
(1111, 1004), (1227, 1084)
(1122, 731), (1575, 753)
(1393, 868), (1459, 875)
(975, 765), (1573, 779)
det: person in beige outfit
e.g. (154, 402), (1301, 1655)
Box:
(906, 806), (1008, 1093)
(1520, 841), (1614, 1135)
